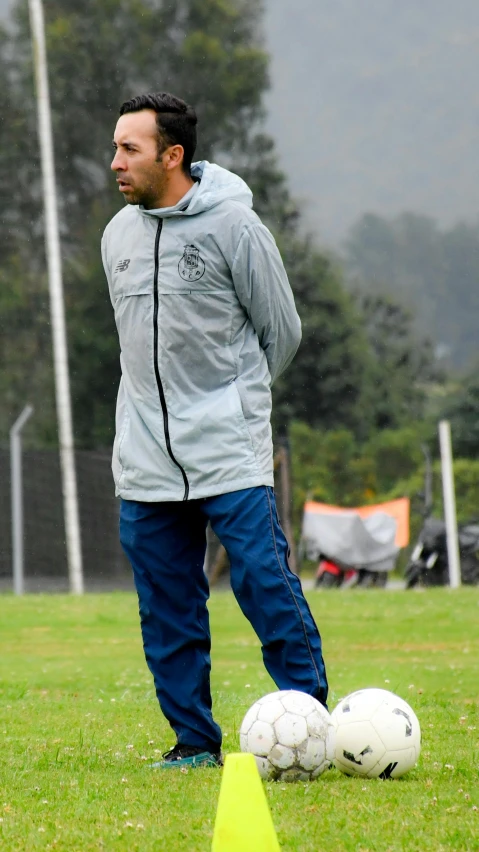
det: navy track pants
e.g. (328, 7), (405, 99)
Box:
(119, 486), (328, 751)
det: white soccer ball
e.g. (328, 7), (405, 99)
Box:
(331, 688), (421, 779)
(239, 689), (335, 781)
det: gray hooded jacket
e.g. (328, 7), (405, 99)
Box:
(101, 161), (301, 502)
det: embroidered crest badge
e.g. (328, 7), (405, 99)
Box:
(178, 244), (205, 282)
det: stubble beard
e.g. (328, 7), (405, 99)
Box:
(125, 163), (168, 209)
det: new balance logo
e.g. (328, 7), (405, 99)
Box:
(115, 259), (130, 272)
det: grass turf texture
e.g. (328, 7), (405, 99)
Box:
(0, 590), (478, 851)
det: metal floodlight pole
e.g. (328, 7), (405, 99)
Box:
(438, 420), (461, 589)
(28, 0), (84, 594)
(10, 405), (34, 595)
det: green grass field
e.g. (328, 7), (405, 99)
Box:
(0, 588), (478, 851)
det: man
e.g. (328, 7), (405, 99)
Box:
(102, 91), (328, 769)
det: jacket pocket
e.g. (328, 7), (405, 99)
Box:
(230, 379), (257, 459)
(112, 405), (130, 485)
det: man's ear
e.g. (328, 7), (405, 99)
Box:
(163, 144), (184, 171)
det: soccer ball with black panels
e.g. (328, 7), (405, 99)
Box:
(239, 689), (335, 782)
(331, 688), (421, 779)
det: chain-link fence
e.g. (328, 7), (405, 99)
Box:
(0, 442), (295, 593)
(0, 448), (132, 592)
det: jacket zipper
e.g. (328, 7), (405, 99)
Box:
(153, 219), (190, 500)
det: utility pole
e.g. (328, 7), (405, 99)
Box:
(28, 0), (84, 593)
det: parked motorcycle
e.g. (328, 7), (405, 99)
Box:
(314, 558), (388, 589)
(302, 507), (398, 590)
(404, 517), (479, 587)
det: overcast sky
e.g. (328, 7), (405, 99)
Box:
(2, 0), (479, 245)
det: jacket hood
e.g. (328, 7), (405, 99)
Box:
(139, 161), (253, 219)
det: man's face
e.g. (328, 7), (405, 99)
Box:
(111, 110), (168, 208)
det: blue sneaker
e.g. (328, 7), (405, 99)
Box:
(151, 743), (223, 769)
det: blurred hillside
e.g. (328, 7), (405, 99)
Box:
(344, 212), (479, 370)
(263, 0), (479, 244)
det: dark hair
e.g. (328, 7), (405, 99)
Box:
(119, 92), (197, 173)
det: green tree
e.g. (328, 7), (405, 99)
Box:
(289, 422), (378, 532)
(273, 243), (374, 438)
(0, 23), (56, 440)
(357, 293), (439, 430)
(438, 365), (479, 459)
(362, 427), (426, 495)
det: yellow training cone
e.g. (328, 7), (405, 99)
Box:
(212, 752), (281, 851)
